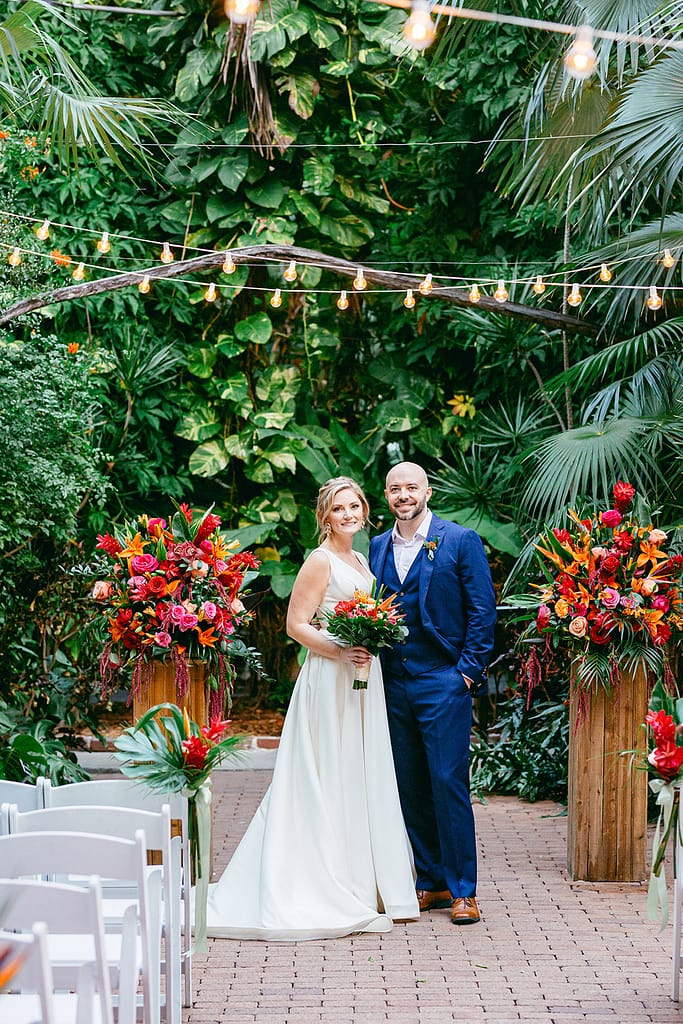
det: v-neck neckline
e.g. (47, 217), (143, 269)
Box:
(324, 547), (373, 587)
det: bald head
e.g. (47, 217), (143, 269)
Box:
(385, 462), (431, 532)
(385, 462), (429, 489)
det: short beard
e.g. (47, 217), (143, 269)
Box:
(391, 500), (426, 522)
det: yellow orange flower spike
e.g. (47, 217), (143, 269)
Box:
(183, 707), (192, 738)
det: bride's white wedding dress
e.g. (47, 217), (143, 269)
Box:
(206, 547), (419, 940)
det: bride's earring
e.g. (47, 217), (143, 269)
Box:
(324, 522), (331, 539)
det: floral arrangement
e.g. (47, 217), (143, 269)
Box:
(92, 503), (261, 716)
(323, 586), (408, 689)
(114, 702), (242, 952)
(637, 680), (683, 927)
(516, 481), (683, 698)
(423, 537), (439, 561)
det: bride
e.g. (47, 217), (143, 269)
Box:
(205, 476), (419, 940)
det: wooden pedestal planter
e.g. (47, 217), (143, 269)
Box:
(132, 659), (209, 726)
(567, 666), (648, 881)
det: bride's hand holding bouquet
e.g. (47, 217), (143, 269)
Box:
(323, 585), (408, 689)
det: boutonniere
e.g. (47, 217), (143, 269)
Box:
(423, 537), (439, 561)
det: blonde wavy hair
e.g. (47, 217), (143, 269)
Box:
(316, 477), (370, 541)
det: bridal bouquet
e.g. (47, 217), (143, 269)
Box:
(91, 502), (261, 714)
(514, 481), (683, 699)
(324, 586), (408, 689)
(114, 702), (242, 952)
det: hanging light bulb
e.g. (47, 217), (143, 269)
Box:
(7, 247), (22, 267)
(283, 260), (297, 282)
(599, 263), (612, 283)
(403, 0), (436, 51)
(662, 249), (676, 269)
(646, 285), (662, 311)
(563, 26), (597, 81)
(222, 254), (236, 274)
(468, 284), (481, 304)
(403, 289), (416, 309)
(567, 283), (582, 306)
(493, 279), (508, 303)
(72, 262), (86, 282)
(270, 288), (282, 308)
(418, 273), (433, 295)
(224, 0), (260, 24)
(532, 275), (546, 295)
(138, 274), (151, 294)
(96, 231), (111, 254)
(160, 242), (174, 264)
(205, 282), (217, 302)
(35, 219), (50, 241)
(337, 290), (349, 311)
(353, 267), (367, 291)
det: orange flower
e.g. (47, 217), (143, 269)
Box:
(117, 532), (148, 561)
(67, 342), (79, 354)
(637, 541), (669, 570)
(51, 249), (71, 267)
(196, 627), (218, 647)
(24, 136), (37, 148)
(20, 165), (40, 180)
(0, 130), (10, 141)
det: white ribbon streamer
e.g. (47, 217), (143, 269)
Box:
(647, 778), (677, 930)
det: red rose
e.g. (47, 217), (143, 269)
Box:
(600, 509), (623, 528)
(650, 742), (683, 782)
(146, 576), (168, 597)
(612, 480), (636, 513)
(116, 609), (133, 625)
(598, 553), (621, 580)
(96, 533), (122, 557)
(590, 612), (617, 645)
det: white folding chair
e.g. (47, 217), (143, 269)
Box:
(8, 802), (180, 1024)
(42, 777), (192, 1008)
(0, 878), (113, 1024)
(0, 829), (161, 1024)
(0, 924), (56, 1024)
(0, 780), (43, 834)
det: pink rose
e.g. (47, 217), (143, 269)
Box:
(230, 598), (245, 615)
(200, 601), (217, 620)
(154, 631), (172, 647)
(147, 518), (167, 535)
(131, 553), (159, 574)
(175, 542), (198, 561)
(599, 587), (621, 609)
(652, 594), (671, 612)
(91, 580), (113, 601)
(649, 529), (668, 544)
(178, 612), (198, 631)
(170, 605), (186, 624)
(600, 509), (623, 528)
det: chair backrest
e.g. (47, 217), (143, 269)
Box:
(0, 877), (113, 1024)
(8, 803), (173, 860)
(0, 923), (56, 1024)
(0, 780), (43, 822)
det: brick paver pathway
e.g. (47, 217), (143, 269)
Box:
(190, 769), (683, 1024)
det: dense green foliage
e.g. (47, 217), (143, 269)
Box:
(1, 0), (682, 781)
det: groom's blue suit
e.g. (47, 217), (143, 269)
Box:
(369, 515), (496, 899)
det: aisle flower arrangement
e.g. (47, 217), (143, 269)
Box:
(514, 481), (683, 700)
(324, 585), (407, 689)
(114, 702), (242, 952)
(92, 503), (261, 715)
(639, 680), (683, 928)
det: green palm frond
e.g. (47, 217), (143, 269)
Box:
(475, 396), (554, 453)
(573, 51), (683, 221)
(546, 318), (683, 395)
(522, 415), (660, 514)
(0, 0), (180, 170)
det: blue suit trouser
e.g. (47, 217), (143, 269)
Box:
(383, 663), (476, 898)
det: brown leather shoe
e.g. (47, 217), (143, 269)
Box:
(416, 889), (452, 912)
(451, 897), (480, 925)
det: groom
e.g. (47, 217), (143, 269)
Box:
(369, 461), (496, 925)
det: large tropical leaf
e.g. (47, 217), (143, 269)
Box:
(521, 415), (661, 513)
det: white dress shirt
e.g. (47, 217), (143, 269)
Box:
(391, 509), (433, 584)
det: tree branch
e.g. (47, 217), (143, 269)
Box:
(0, 243), (599, 336)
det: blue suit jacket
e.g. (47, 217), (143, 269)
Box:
(369, 516), (497, 689)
